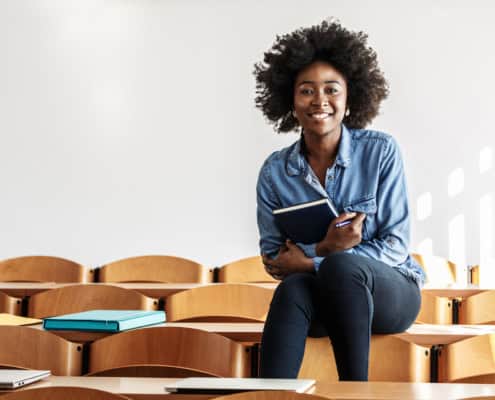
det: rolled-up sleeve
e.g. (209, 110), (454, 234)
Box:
(257, 160), (284, 260)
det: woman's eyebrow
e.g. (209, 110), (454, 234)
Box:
(297, 80), (342, 86)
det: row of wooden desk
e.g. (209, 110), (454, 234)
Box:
(2, 376), (495, 399)
(28, 322), (495, 347)
(0, 282), (490, 298)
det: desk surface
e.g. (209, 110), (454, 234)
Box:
(31, 322), (495, 346)
(3, 376), (495, 400)
(0, 282), (492, 298)
(0, 282), (278, 298)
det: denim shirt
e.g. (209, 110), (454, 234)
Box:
(256, 125), (426, 287)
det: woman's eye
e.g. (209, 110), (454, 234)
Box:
(300, 88), (313, 95)
(325, 87), (339, 95)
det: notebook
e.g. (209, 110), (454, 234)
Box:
(43, 310), (166, 332)
(0, 369), (51, 389)
(273, 198), (349, 244)
(165, 378), (315, 394)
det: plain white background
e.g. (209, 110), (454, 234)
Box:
(1, 0), (494, 281)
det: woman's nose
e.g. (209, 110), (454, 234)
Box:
(312, 90), (329, 106)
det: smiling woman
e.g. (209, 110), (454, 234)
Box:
(253, 19), (426, 382)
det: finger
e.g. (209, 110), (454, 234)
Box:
(353, 213), (366, 224)
(285, 240), (297, 249)
(261, 254), (271, 266)
(334, 212), (356, 224)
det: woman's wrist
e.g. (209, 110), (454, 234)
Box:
(315, 240), (328, 257)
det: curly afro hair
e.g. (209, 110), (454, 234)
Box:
(254, 19), (389, 132)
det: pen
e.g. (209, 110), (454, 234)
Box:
(335, 220), (352, 228)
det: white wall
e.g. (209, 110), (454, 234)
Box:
(1, 0), (494, 279)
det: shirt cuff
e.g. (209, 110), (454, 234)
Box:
(312, 257), (325, 272)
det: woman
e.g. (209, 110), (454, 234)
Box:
(254, 19), (426, 381)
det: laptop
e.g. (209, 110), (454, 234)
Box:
(165, 378), (315, 394)
(0, 370), (51, 389)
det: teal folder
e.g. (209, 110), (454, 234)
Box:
(43, 310), (166, 332)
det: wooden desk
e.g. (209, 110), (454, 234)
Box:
(1, 282), (491, 299)
(0, 282), (278, 298)
(3, 376), (495, 399)
(31, 322), (495, 347)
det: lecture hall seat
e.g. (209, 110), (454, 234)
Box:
(87, 326), (251, 378)
(458, 290), (495, 324)
(0, 255), (92, 283)
(96, 255), (213, 283)
(0, 291), (22, 315)
(0, 325), (83, 375)
(0, 387), (130, 400)
(438, 333), (495, 382)
(217, 256), (277, 283)
(298, 335), (431, 382)
(214, 391), (329, 400)
(412, 252), (456, 324)
(27, 284), (158, 319)
(164, 283), (273, 322)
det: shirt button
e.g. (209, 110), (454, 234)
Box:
(328, 175), (334, 180)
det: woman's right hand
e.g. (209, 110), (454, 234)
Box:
(315, 212), (366, 256)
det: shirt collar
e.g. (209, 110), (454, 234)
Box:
(286, 124), (352, 176)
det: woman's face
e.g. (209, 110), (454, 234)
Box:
(293, 61), (348, 138)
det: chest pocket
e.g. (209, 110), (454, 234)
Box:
(342, 196), (377, 241)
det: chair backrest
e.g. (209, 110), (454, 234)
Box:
(0, 326), (83, 375)
(87, 326), (251, 377)
(458, 291), (495, 324)
(0, 387), (130, 400)
(411, 253), (457, 285)
(298, 335), (430, 382)
(165, 283), (274, 322)
(438, 333), (495, 382)
(0, 256), (91, 283)
(214, 391), (328, 400)
(0, 292), (22, 315)
(470, 264), (480, 285)
(97, 255), (212, 283)
(27, 284), (159, 318)
(217, 256), (277, 283)
(415, 293), (453, 324)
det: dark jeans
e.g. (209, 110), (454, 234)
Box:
(260, 252), (421, 381)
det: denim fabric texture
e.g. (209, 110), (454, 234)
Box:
(256, 124), (426, 287)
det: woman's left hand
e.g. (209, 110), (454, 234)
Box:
(262, 240), (314, 280)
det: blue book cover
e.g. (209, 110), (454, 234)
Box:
(43, 310), (166, 332)
(273, 198), (339, 244)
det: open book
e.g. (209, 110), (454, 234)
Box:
(273, 198), (348, 244)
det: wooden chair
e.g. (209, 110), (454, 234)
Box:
(217, 256), (277, 283)
(411, 253), (457, 285)
(0, 255), (91, 283)
(0, 325), (83, 375)
(438, 334), (495, 382)
(415, 292), (453, 324)
(214, 391), (329, 400)
(97, 255), (212, 283)
(0, 387), (130, 400)
(165, 283), (273, 322)
(0, 292), (22, 315)
(470, 264), (480, 285)
(87, 326), (251, 377)
(458, 291), (495, 324)
(298, 335), (430, 382)
(27, 284), (159, 319)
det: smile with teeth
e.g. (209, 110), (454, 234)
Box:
(308, 112), (333, 120)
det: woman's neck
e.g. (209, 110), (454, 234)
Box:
(302, 126), (342, 166)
